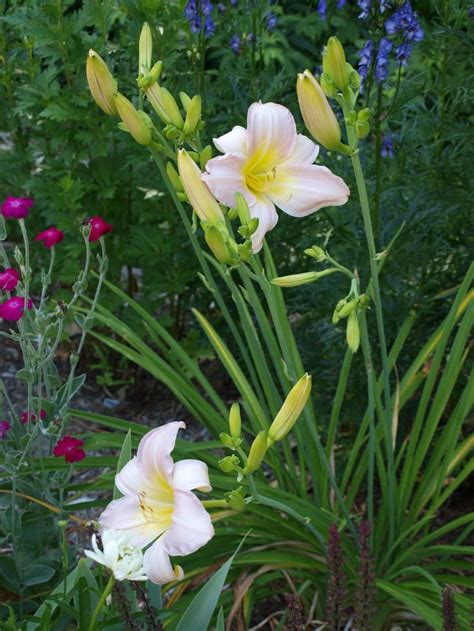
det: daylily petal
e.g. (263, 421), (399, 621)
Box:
(164, 489), (214, 557)
(173, 459), (212, 492)
(267, 163), (350, 217)
(247, 102), (296, 166)
(143, 536), (184, 585)
(214, 125), (248, 154)
(203, 154), (256, 207)
(285, 134), (319, 165)
(248, 196), (279, 253)
(99, 496), (159, 546)
(115, 456), (155, 497)
(137, 421), (185, 490)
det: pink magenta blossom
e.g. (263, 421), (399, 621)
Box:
(0, 296), (33, 321)
(35, 226), (64, 248)
(20, 409), (46, 424)
(100, 422), (214, 585)
(0, 268), (20, 292)
(88, 216), (113, 242)
(1, 196), (34, 219)
(0, 420), (10, 439)
(53, 436), (86, 463)
(202, 102), (350, 252)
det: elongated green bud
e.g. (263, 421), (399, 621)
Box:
(166, 162), (183, 192)
(297, 70), (351, 154)
(86, 50), (117, 115)
(271, 269), (338, 288)
(244, 431), (268, 474)
(145, 83), (171, 124)
(323, 37), (349, 91)
(179, 91), (192, 112)
(229, 403), (241, 438)
(204, 224), (236, 265)
(183, 95), (202, 135)
(149, 60), (163, 83)
(226, 487), (246, 512)
(337, 299), (358, 319)
(177, 149), (225, 224)
(219, 455), (240, 473)
(200, 145), (213, 170)
(114, 93), (152, 145)
(268, 374), (312, 445)
(139, 22), (153, 72)
(304, 245), (327, 262)
(235, 192), (251, 225)
(160, 88), (184, 129)
(346, 311), (360, 353)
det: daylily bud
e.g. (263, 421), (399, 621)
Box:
(268, 374), (312, 445)
(271, 269), (338, 288)
(348, 64), (361, 90)
(323, 37), (349, 91)
(355, 119), (370, 140)
(332, 299), (347, 324)
(346, 311), (360, 353)
(200, 145), (213, 170)
(86, 50), (118, 116)
(166, 162), (184, 192)
(226, 487), (246, 512)
(219, 454), (240, 473)
(183, 95), (202, 135)
(145, 83), (172, 125)
(235, 192), (251, 225)
(149, 61), (163, 83)
(320, 72), (337, 98)
(304, 245), (327, 262)
(219, 432), (236, 449)
(297, 70), (350, 154)
(177, 149), (225, 224)
(244, 431), (268, 474)
(160, 88), (184, 129)
(204, 224), (236, 265)
(229, 403), (241, 438)
(139, 22), (153, 72)
(179, 91), (192, 112)
(114, 93), (152, 145)
(337, 299), (358, 319)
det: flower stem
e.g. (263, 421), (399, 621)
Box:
(88, 573), (115, 631)
(39, 246), (56, 309)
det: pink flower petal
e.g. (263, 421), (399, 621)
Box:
(267, 163), (350, 217)
(285, 134), (319, 165)
(213, 125), (248, 154)
(248, 196), (279, 253)
(137, 421), (185, 488)
(99, 496), (160, 547)
(202, 154), (255, 208)
(143, 536), (184, 585)
(163, 489), (214, 557)
(173, 459), (212, 492)
(247, 102), (297, 166)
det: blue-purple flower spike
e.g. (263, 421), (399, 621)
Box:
(358, 0), (371, 19)
(358, 40), (374, 90)
(230, 34), (241, 54)
(381, 134), (395, 158)
(317, 0), (327, 20)
(375, 37), (392, 83)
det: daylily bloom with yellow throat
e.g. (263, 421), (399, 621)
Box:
(100, 422), (214, 584)
(202, 102), (350, 252)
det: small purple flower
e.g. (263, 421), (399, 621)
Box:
(375, 37), (392, 83)
(230, 0), (238, 6)
(358, 40), (374, 89)
(380, 0), (389, 13)
(0, 420), (10, 439)
(230, 34), (241, 54)
(217, 2), (225, 11)
(265, 11), (277, 30)
(204, 16), (215, 37)
(202, 0), (213, 17)
(247, 32), (255, 43)
(337, 0), (347, 7)
(317, 0), (327, 20)
(384, 1), (424, 43)
(184, 0), (196, 20)
(1, 196), (34, 220)
(357, 0), (371, 19)
(395, 41), (413, 64)
(381, 135), (395, 158)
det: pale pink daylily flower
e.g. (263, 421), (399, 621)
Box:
(100, 422), (214, 584)
(202, 102), (350, 252)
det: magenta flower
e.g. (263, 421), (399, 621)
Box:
(53, 436), (86, 463)
(0, 296), (33, 321)
(88, 216), (113, 242)
(0, 420), (10, 439)
(1, 196), (34, 220)
(0, 268), (20, 292)
(20, 409), (46, 424)
(35, 226), (64, 249)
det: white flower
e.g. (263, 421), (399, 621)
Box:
(202, 101), (350, 252)
(84, 529), (148, 581)
(99, 422), (214, 585)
